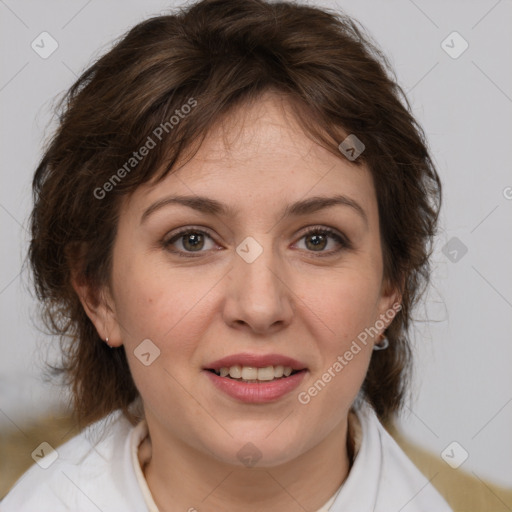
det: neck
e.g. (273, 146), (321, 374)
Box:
(142, 417), (352, 512)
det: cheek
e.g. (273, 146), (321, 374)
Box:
(112, 253), (224, 364)
(111, 260), (219, 406)
(295, 268), (380, 402)
(302, 267), (382, 344)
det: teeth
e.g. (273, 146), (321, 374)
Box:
(229, 365), (242, 379)
(241, 366), (258, 380)
(256, 366), (275, 381)
(215, 365), (296, 381)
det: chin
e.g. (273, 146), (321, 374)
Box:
(202, 431), (309, 469)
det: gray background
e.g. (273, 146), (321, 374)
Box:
(1, 0), (511, 488)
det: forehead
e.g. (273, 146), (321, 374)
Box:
(125, 92), (378, 225)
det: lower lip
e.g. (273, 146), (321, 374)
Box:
(204, 370), (307, 403)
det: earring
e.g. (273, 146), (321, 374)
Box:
(105, 337), (112, 348)
(373, 333), (389, 351)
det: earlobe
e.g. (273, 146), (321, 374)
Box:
(71, 274), (123, 347)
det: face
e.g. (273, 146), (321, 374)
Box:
(84, 92), (399, 467)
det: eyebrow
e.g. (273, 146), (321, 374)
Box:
(140, 194), (368, 227)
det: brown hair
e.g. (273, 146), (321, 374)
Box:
(29, 0), (441, 426)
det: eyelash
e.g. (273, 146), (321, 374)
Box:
(161, 225), (351, 258)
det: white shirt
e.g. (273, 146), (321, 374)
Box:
(1, 401), (452, 511)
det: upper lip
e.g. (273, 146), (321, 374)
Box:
(204, 353), (307, 371)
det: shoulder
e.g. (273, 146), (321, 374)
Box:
(331, 400), (453, 512)
(369, 409), (452, 511)
(1, 411), (148, 512)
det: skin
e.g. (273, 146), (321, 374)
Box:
(76, 91), (400, 511)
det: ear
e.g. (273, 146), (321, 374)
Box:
(375, 276), (403, 332)
(70, 268), (124, 348)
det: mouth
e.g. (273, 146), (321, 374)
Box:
(203, 353), (308, 402)
(206, 365), (304, 383)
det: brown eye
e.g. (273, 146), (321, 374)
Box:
(295, 226), (351, 256)
(304, 232), (328, 251)
(163, 229), (217, 256)
(181, 232), (205, 251)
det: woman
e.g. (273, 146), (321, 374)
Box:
(2, 0), (452, 510)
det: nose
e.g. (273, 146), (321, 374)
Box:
(222, 240), (294, 335)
